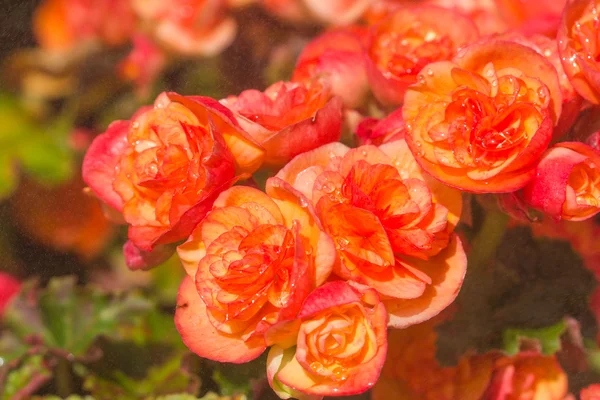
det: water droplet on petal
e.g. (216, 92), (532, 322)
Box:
(427, 68), (433, 76)
(417, 74), (426, 84)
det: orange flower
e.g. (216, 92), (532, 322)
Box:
(11, 174), (114, 259)
(132, 0), (237, 56)
(276, 140), (466, 328)
(263, 0), (372, 25)
(373, 319), (497, 400)
(365, 5), (479, 106)
(523, 142), (600, 221)
(175, 186), (335, 363)
(486, 352), (569, 400)
(265, 281), (387, 397)
(558, 0), (600, 104)
(34, 0), (136, 51)
(293, 27), (369, 109)
(403, 40), (562, 193)
(221, 80), (343, 168)
(83, 92), (263, 253)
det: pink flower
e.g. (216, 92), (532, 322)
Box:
(523, 142), (600, 221)
(293, 27), (369, 109)
(0, 272), (21, 317)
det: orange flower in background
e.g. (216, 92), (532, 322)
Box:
(221, 80), (342, 168)
(276, 140), (466, 328)
(403, 40), (562, 193)
(266, 281), (387, 397)
(523, 142), (600, 221)
(132, 0), (237, 56)
(11, 175), (114, 259)
(558, 0), (600, 104)
(293, 27), (369, 109)
(175, 186), (335, 363)
(83, 92), (263, 253)
(119, 34), (166, 97)
(365, 5), (479, 106)
(34, 0), (136, 51)
(486, 352), (569, 400)
(263, 0), (372, 25)
(372, 318), (497, 400)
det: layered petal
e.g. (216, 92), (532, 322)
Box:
(558, 0), (600, 104)
(523, 142), (600, 221)
(175, 186), (333, 363)
(221, 81), (343, 168)
(267, 281), (387, 397)
(403, 41), (561, 193)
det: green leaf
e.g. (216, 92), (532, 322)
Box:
(0, 355), (52, 400)
(503, 320), (568, 355)
(0, 154), (18, 199)
(80, 354), (200, 399)
(1, 276), (153, 358)
(211, 354), (266, 398)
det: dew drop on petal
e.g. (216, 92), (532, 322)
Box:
(322, 181), (335, 194)
(427, 68), (433, 76)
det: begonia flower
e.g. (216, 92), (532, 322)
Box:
(403, 40), (562, 193)
(558, 0), (600, 104)
(83, 92), (262, 254)
(276, 140), (466, 327)
(266, 281), (387, 398)
(132, 0), (237, 56)
(523, 142), (600, 221)
(221, 80), (343, 168)
(175, 186), (335, 363)
(0, 272), (21, 317)
(365, 5), (479, 106)
(293, 27), (369, 109)
(34, 0), (136, 51)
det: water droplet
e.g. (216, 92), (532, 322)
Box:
(427, 68), (433, 76)
(322, 181), (335, 194)
(543, 48), (552, 57)
(148, 164), (158, 175)
(155, 102), (164, 109)
(491, 80), (498, 87)
(131, 121), (140, 129)
(486, 69), (494, 78)
(417, 74), (426, 84)
(336, 237), (350, 249)
(299, 197), (309, 208)
(415, 141), (422, 148)
(361, 149), (368, 156)
(328, 151), (337, 159)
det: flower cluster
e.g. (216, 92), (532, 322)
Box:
(82, 0), (600, 398)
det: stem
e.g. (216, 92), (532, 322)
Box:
(55, 357), (73, 397)
(468, 211), (509, 269)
